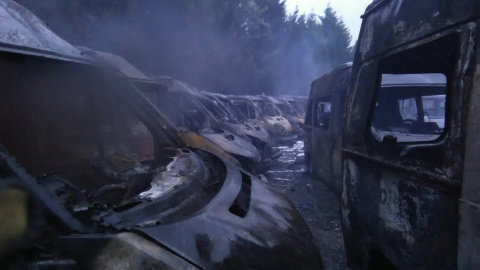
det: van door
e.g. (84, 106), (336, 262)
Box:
(342, 34), (465, 269)
(311, 96), (333, 182)
(458, 28), (480, 270)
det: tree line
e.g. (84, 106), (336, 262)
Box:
(16, 0), (354, 95)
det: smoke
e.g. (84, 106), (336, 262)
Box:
(14, 0), (351, 97)
(270, 33), (332, 96)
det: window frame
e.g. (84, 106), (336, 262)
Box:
(313, 95), (332, 130)
(369, 77), (448, 145)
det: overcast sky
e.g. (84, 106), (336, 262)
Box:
(285, 0), (372, 45)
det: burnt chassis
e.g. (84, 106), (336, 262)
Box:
(341, 0), (480, 269)
(229, 96), (297, 144)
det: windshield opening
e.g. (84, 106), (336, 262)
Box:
(216, 97), (247, 123)
(141, 88), (206, 131)
(198, 98), (230, 123)
(0, 64), (163, 197)
(258, 101), (281, 117)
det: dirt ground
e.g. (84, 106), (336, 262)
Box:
(265, 140), (349, 270)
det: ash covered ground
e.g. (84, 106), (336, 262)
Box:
(265, 141), (349, 270)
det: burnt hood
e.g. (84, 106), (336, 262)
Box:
(200, 128), (261, 163)
(227, 123), (270, 144)
(135, 162), (323, 269)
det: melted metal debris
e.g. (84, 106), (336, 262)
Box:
(139, 155), (188, 200)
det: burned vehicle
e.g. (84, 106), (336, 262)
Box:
(281, 95), (308, 116)
(150, 76), (265, 173)
(260, 95), (304, 138)
(78, 49), (262, 174)
(280, 97), (306, 119)
(0, 1), (325, 269)
(194, 93), (274, 171)
(229, 95), (296, 144)
(304, 63), (351, 194)
(202, 92), (281, 160)
(286, 97), (307, 117)
(342, 0), (480, 269)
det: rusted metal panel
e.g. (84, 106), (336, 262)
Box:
(342, 157), (459, 269)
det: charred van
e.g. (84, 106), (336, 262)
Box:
(304, 63), (351, 194)
(342, 0), (480, 269)
(229, 95), (296, 144)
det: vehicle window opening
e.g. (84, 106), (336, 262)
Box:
(314, 96), (332, 129)
(0, 65), (163, 201)
(258, 101), (281, 117)
(150, 91), (205, 130)
(371, 74), (447, 143)
(247, 104), (256, 119)
(369, 34), (458, 164)
(233, 102), (250, 119)
(199, 99), (228, 122)
(219, 98), (245, 123)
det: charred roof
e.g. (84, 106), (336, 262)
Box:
(310, 62), (352, 98)
(357, 0), (480, 63)
(78, 47), (153, 83)
(0, 0), (91, 63)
